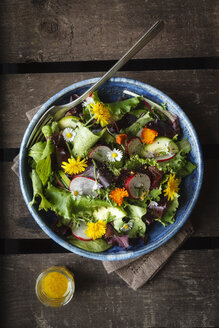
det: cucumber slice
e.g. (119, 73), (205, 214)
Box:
(58, 116), (82, 130)
(142, 137), (178, 162)
(93, 206), (127, 222)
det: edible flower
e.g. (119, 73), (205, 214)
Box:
(71, 190), (82, 200)
(116, 134), (127, 145)
(85, 220), (107, 240)
(82, 95), (95, 107)
(107, 148), (123, 162)
(163, 174), (180, 201)
(62, 128), (76, 142)
(90, 102), (111, 127)
(110, 187), (129, 206)
(61, 157), (87, 175)
(141, 127), (158, 144)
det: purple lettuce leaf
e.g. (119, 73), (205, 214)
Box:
(147, 119), (177, 138)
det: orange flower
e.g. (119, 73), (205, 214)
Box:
(110, 187), (129, 206)
(116, 134), (127, 145)
(141, 127), (158, 144)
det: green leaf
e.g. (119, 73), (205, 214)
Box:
(148, 188), (162, 202)
(156, 196), (179, 226)
(124, 154), (159, 171)
(51, 121), (59, 133)
(72, 126), (106, 157)
(177, 139), (191, 154)
(100, 130), (115, 145)
(158, 152), (188, 174)
(29, 170), (51, 211)
(113, 204), (146, 238)
(29, 141), (46, 163)
(129, 108), (148, 117)
(128, 217), (146, 238)
(42, 125), (52, 138)
(45, 183), (110, 220)
(124, 112), (153, 136)
(107, 97), (141, 120)
(45, 183), (74, 219)
(36, 155), (52, 186)
(125, 204), (146, 219)
(29, 139), (54, 185)
(177, 161), (197, 177)
(41, 139), (54, 159)
(68, 236), (112, 252)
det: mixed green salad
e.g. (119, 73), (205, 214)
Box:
(28, 90), (196, 252)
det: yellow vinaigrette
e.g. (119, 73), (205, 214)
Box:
(35, 266), (75, 307)
(42, 272), (68, 299)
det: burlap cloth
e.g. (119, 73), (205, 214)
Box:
(12, 105), (194, 290)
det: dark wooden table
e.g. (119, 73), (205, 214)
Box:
(0, 1), (219, 327)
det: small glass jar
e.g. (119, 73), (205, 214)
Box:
(35, 266), (75, 307)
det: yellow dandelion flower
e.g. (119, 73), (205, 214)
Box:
(85, 220), (107, 240)
(110, 187), (129, 206)
(163, 174), (180, 201)
(61, 157), (87, 175)
(90, 102), (111, 127)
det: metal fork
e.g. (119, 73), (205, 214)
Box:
(27, 20), (164, 148)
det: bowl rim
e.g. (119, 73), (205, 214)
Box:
(19, 77), (203, 261)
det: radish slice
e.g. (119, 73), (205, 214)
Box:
(89, 145), (111, 162)
(125, 173), (151, 199)
(69, 177), (102, 197)
(127, 137), (142, 156)
(72, 222), (92, 241)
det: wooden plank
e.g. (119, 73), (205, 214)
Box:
(1, 251), (219, 327)
(0, 70), (218, 148)
(1, 159), (219, 239)
(0, 0), (218, 63)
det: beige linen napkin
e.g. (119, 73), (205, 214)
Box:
(12, 105), (194, 290)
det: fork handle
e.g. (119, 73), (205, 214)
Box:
(54, 20), (164, 120)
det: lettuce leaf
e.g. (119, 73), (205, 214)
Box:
(125, 204), (146, 219)
(107, 97), (141, 120)
(68, 236), (112, 252)
(45, 183), (110, 220)
(124, 112), (153, 136)
(177, 161), (197, 177)
(112, 204), (146, 238)
(72, 126), (106, 157)
(92, 91), (141, 121)
(124, 154), (158, 171)
(176, 139), (191, 154)
(29, 170), (52, 211)
(156, 196), (179, 226)
(128, 217), (146, 238)
(29, 139), (54, 185)
(29, 141), (46, 163)
(158, 152), (196, 177)
(42, 125), (52, 138)
(36, 155), (52, 186)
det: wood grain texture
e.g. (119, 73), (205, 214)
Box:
(0, 251), (219, 327)
(0, 69), (218, 148)
(1, 159), (219, 238)
(0, 0), (218, 63)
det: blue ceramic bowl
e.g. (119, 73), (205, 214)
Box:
(19, 77), (203, 261)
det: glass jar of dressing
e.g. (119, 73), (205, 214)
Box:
(35, 266), (75, 307)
